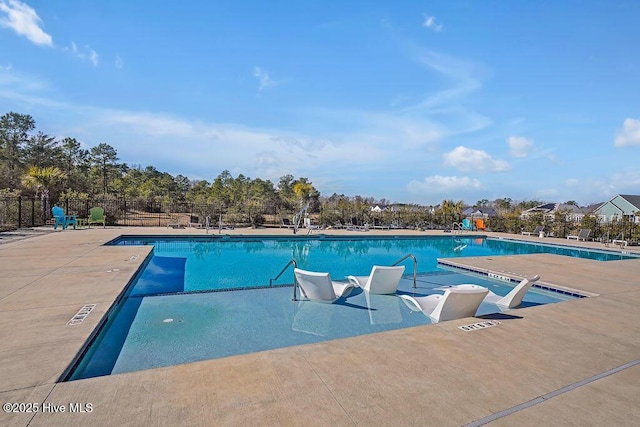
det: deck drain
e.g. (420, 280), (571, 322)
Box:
(458, 320), (501, 332)
(67, 304), (97, 325)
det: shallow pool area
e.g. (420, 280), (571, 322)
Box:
(69, 268), (575, 380)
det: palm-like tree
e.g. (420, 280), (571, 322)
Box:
(22, 166), (67, 218)
(293, 181), (314, 206)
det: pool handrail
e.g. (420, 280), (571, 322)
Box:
(392, 254), (417, 289)
(269, 259), (300, 300)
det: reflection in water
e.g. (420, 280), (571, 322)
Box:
(291, 300), (335, 336)
(364, 293), (403, 325)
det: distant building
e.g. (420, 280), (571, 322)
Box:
(462, 207), (497, 219)
(593, 195), (640, 223)
(520, 203), (593, 222)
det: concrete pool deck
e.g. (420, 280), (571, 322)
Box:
(0, 227), (639, 426)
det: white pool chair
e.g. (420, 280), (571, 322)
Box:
(483, 275), (540, 309)
(346, 265), (405, 294)
(294, 268), (355, 303)
(399, 285), (489, 323)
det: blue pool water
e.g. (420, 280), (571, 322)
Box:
(69, 235), (626, 380)
(109, 235), (634, 292)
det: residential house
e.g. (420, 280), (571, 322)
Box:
(593, 194), (640, 224)
(462, 207), (497, 219)
(520, 203), (593, 222)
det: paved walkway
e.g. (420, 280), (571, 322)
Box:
(0, 227), (638, 426)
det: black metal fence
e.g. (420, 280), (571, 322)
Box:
(0, 196), (45, 231)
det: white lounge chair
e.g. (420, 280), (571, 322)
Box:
(399, 285), (489, 323)
(346, 265), (405, 294)
(294, 268), (355, 303)
(483, 275), (540, 309)
(611, 233), (628, 248)
(522, 225), (544, 236)
(567, 229), (591, 241)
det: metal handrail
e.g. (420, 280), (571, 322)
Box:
(392, 253), (417, 289)
(269, 259), (299, 300)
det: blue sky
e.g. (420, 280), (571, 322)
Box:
(1, 0), (639, 206)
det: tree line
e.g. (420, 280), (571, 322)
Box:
(3, 110), (575, 230)
(0, 111), (323, 215)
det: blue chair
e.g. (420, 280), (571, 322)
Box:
(461, 218), (473, 231)
(52, 206), (77, 230)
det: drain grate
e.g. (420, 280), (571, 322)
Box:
(458, 320), (501, 332)
(67, 304), (97, 325)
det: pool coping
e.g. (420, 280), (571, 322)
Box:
(437, 258), (596, 298)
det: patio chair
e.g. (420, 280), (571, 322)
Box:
(475, 218), (487, 231)
(460, 218), (473, 231)
(483, 275), (540, 309)
(87, 207), (106, 228)
(371, 218), (390, 230)
(281, 218), (296, 229)
(294, 268), (355, 303)
(347, 217), (369, 232)
(610, 233), (628, 247)
(567, 229), (591, 241)
(347, 265), (406, 294)
(51, 206), (77, 230)
(399, 284), (489, 323)
(188, 215), (203, 228)
(522, 225), (544, 236)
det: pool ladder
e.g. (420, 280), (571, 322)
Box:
(392, 253), (418, 289)
(269, 259), (300, 301)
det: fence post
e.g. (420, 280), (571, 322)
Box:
(31, 197), (35, 227)
(18, 196), (22, 228)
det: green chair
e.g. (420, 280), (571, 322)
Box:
(88, 207), (106, 228)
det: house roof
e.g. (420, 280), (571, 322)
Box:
(462, 207), (497, 216)
(522, 203), (592, 216)
(620, 195), (640, 210)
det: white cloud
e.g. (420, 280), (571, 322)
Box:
(64, 42), (99, 66)
(422, 14), (443, 32)
(614, 118), (640, 147)
(253, 67), (277, 91)
(0, 0), (52, 46)
(89, 50), (98, 67)
(407, 175), (482, 196)
(443, 146), (510, 173)
(508, 136), (533, 158)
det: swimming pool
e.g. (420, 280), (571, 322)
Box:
(68, 235), (626, 381)
(108, 235), (635, 292)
